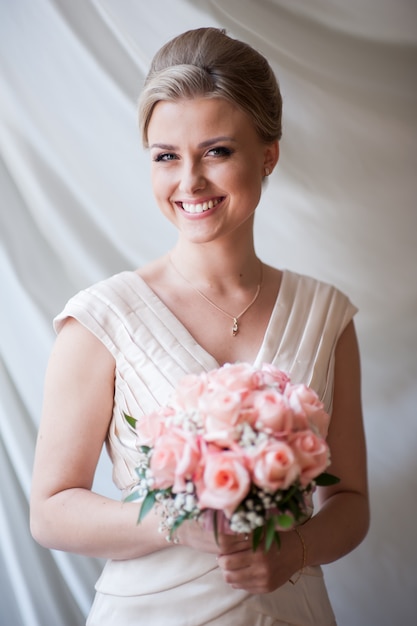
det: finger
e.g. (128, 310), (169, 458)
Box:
(216, 534), (251, 553)
(218, 549), (253, 572)
(220, 563), (255, 589)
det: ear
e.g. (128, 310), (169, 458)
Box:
(263, 140), (279, 176)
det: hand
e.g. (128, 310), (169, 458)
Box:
(217, 530), (303, 594)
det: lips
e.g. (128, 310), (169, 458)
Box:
(179, 197), (223, 214)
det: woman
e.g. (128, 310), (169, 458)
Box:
(30, 27), (369, 625)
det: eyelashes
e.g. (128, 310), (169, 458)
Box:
(153, 153), (177, 162)
(152, 146), (234, 163)
(207, 146), (233, 157)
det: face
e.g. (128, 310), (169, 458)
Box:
(146, 97), (278, 245)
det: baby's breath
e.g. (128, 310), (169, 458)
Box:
(238, 422), (268, 449)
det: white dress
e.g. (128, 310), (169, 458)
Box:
(54, 269), (357, 626)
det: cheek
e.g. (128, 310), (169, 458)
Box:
(150, 175), (177, 224)
(150, 168), (164, 195)
(230, 158), (264, 193)
(241, 175), (263, 211)
(218, 168), (261, 214)
(151, 169), (174, 206)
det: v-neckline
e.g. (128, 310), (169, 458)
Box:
(126, 269), (290, 370)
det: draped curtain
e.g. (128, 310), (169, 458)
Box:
(1, 1), (416, 624)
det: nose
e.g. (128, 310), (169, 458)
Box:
(178, 159), (206, 194)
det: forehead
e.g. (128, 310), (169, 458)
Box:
(147, 97), (257, 144)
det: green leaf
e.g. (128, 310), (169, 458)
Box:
(169, 513), (189, 539)
(265, 517), (276, 552)
(280, 484), (298, 503)
(138, 491), (157, 523)
(124, 490), (140, 503)
(315, 472), (340, 486)
(287, 499), (301, 519)
(124, 413), (137, 429)
(276, 513), (294, 529)
(252, 526), (264, 552)
(213, 510), (219, 546)
(135, 467), (146, 480)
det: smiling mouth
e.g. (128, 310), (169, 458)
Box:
(179, 197), (223, 214)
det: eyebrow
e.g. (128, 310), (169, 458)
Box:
(149, 136), (237, 150)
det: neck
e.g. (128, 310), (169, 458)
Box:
(169, 241), (259, 291)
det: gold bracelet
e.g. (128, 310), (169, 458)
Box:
(289, 526), (306, 585)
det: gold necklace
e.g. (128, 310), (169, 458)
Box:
(169, 255), (263, 337)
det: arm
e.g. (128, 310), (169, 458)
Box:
(299, 319), (369, 563)
(30, 317), (170, 559)
(217, 320), (370, 592)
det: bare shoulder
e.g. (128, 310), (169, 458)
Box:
(259, 263), (283, 304)
(135, 255), (170, 287)
(335, 320), (360, 370)
(55, 315), (113, 354)
(49, 317), (115, 386)
(135, 254), (185, 307)
(42, 317), (116, 446)
(262, 263), (282, 284)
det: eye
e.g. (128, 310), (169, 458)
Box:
(206, 146), (233, 158)
(153, 152), (178, 162)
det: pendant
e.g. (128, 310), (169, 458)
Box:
(232, 317), (238, 336)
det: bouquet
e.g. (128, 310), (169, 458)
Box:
(125, 362), (338, 551)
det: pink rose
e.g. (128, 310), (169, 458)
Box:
(260, 364), (291, 392)
(172, 373), (208, 411)
(203, 426), (240, 449)
(150, 429), (200, 492)
(285, 384), (330, 437)
(200, 389), (244, 441)
(252, 389), (293, 435)
(290, 430), (330, 486)
(207, 362), (260, 393)
(134, 407), (169, 447)
(252, 440), (300, 492)
(196, 450), (251, 518)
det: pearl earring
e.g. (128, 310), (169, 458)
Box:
(264, 167), (270, 176)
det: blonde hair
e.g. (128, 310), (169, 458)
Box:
(139, 27), (282, 147)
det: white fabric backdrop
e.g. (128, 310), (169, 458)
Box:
(1, 1), (416, 624)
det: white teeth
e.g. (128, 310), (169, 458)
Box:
(181, 198), (221, 213)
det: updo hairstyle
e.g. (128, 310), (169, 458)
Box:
(138, 27), (282, 147)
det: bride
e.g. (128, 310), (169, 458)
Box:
(30, 27), (369, 625)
